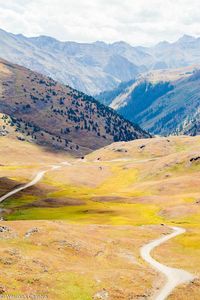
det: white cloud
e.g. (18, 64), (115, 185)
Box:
(0, 0), (200, 45)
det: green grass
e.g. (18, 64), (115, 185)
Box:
(54, 273), (95, 300)
(2, 156), (199, 228)
(167, 162), (200, 174)
(2, 195), (39, 208)
(1, 162), (153, 224)
(173, 212), (200, 226)
(5, 201), (164, 226)
(45, 163), (139, 197)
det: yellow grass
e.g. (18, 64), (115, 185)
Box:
(0, 135), (200, 298)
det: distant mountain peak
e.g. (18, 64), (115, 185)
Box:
(111, 41), (132, 48)
(155, 40), (170, 49)
(93, 41), (107, 47)
(112, 41), (129, 46)
(29, 35), (60, 44)
(177, 34), (196, 43)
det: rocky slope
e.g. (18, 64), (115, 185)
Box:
(0, 59), (150, 155)
(179, 108), (200, 136)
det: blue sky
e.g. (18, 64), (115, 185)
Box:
(1, 0), (200, 45)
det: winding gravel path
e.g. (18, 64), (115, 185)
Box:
(140, 226), (195, 300)
(0, 161), (71, 203)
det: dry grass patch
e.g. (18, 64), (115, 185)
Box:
(0, 221), (167, 300)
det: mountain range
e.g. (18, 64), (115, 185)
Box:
(1, 28), (200, 95)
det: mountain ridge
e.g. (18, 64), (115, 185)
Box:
(1, 28), (200, 95)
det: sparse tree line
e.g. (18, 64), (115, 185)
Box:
(1, 70), (144, 153)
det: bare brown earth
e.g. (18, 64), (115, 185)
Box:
(24, 197), (85, 208)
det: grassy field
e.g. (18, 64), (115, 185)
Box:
(0, 220), (167, 300)
(0, 135), (200, 299)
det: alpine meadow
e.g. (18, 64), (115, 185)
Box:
(0, 1), (200, 300)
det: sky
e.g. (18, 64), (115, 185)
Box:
(1, 0), (200, 46)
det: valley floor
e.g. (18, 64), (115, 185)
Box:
(0, 135), (200, 299)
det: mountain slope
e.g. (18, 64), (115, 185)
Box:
(134, 71), (200, 135)
(0, 58), (150, 155)
(96, 67), (200, 136)
(95, 79), (136, 106)
(179, 108), (200, 136)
